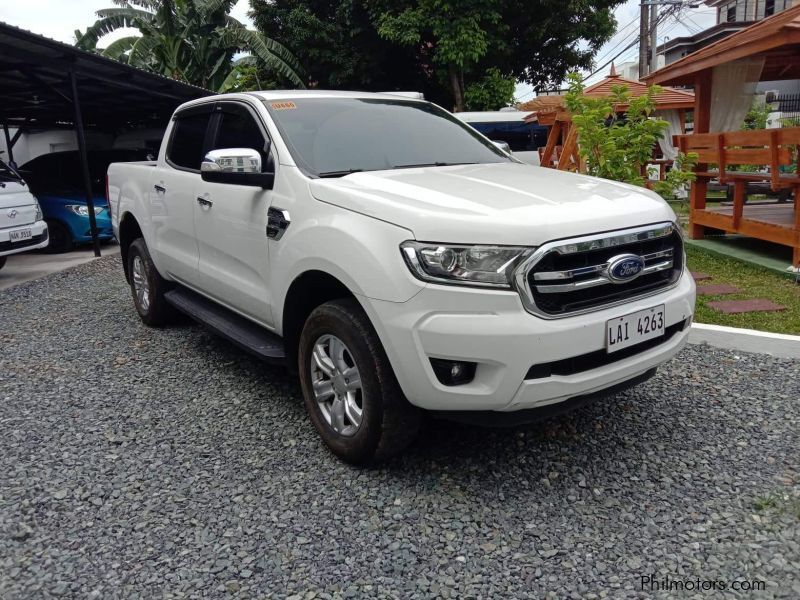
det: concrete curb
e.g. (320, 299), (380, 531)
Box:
(689, 323), (800, 359)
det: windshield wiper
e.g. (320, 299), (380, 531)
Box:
(391, 161), (477, 169)
(317, 168), (364, 178)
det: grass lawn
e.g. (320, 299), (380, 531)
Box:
(686, 245), (800, 335)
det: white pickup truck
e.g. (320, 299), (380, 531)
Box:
(109, 91), (696, 464)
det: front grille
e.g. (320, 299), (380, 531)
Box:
(525, 319), (688, 379)
(518, 223), (683, 317)
(0, 230), (48, 252)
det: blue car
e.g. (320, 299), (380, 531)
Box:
(20, 149), (151, 252)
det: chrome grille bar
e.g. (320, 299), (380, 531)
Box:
(535, 259), (674, 293)
(532, 249), (674, 282)
(512, 222), (684, 319)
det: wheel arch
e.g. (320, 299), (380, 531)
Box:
(281, 270), (360, 374)
(118, 212), (143, 282)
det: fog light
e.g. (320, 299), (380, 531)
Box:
(430, 358), (477, 386)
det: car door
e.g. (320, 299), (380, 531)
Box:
(193, 101), (274, 325)
(150, 104), (213, 287)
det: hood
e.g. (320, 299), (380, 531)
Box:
(0, 182), (38, 227)
(309, 162), (676, 246)
(0, 181), (36, 209)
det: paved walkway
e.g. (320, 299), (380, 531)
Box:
(0, 244), (119, 291)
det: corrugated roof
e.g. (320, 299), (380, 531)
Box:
(0, 21), (211, 129)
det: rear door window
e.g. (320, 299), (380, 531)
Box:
(167, 109), (212, 171)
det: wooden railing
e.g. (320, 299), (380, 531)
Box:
(676, 127), (800, 266)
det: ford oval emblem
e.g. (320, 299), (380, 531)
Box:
(607, 254), (645, 283)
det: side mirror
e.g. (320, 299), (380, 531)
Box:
(491, 140), (512, 154)
(201, 147), (274, 189)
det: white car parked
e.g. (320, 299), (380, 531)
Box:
(0, 158), (48, 270)
(108, 91), (696, 464)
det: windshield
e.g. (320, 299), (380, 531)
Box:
(262, 97), (512, 177)
(0, 158), (22, 184)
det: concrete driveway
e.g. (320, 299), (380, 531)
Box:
(0, 244), (119, 291)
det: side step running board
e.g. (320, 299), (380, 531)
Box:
(165, 288), (286, 363)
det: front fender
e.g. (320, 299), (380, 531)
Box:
(269, 206), (424, 334)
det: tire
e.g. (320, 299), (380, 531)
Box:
(127, 238), (176, 327)
(298, 298), (420, 465)
(0, 256), (6, 271)
(44, 220), (73, 254)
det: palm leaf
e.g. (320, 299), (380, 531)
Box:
(75, 15), (142, 50)
(198, 0), (236, 17)
(219, 28), (306, 88)
(101, 35), (141, 59)
(128, 34), (160, 68)
(96, 7), (153, 20)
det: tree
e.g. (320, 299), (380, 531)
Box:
(464, 68), (515, 111)
(249, 0), (432, 98)
(251, 0), (624, 110)
(75, 0), (305, 92)
(374, 0), (502, 111)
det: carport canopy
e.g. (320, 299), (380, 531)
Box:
(0, 22), (211, 255)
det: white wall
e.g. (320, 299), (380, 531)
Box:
(0, 129), (113, 166)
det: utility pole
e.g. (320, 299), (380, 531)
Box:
(649, 2), (659, 73)
(639, 2), (650, 79)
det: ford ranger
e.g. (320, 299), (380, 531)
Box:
(108, 91), (696, 464)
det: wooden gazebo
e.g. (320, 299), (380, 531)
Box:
(520, 66), (695, 173)
(645, 5), (800, 268)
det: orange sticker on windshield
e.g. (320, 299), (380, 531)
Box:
(270, 101), (297, 110)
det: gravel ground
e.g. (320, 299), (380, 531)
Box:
(0, 256), (798, 599)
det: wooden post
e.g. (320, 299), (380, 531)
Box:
(689, 69), (713, 239)
(540, 120), (562, 169)
(794, 184), (800, 268)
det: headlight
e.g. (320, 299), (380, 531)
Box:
(66, 204), (104, 217)
(400, 241), (534, 288)
(34, 199), (43, 221)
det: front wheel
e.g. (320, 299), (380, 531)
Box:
(44, 220), (73, 254)
(127, 238), (176, 327)
(298, 298), (420, 465)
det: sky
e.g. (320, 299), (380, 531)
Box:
(0, 0), (717, 100)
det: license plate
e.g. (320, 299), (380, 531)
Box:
(9, 228), (32, 243)
(606, 305), (665, 353)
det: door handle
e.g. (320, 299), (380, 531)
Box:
(153, 184), (166, 194)
(196, 196), (213, 208)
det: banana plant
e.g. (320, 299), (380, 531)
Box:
(75, 0), (305, 91)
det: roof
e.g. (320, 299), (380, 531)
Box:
(518, 67), (695, 117)
(0, 21), (211, 130)
(251, 90), (428, 101)
(645, 4), (800, 86)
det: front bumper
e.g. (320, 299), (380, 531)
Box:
(362, 270), (695, 412)
(0, 220), (49, 256)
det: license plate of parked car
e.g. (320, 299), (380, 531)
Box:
(606, 305), (665, 353)
(9, 228), (32, 243)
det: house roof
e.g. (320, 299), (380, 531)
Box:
(0, 21), (211, 130)
(644, 4), (800, 86)
(519, 66), (695, 118)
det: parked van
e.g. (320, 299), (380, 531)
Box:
(0, 158), (48, 270)
(455, 111), (548, 166)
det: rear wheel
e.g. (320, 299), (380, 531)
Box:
(44, 220), (73, 253)
(298, 298), (420, 465)
(127, 238), (175, 327)
(0, 256), (6, 271)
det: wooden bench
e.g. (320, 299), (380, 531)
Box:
(677, 127), (800, 266)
